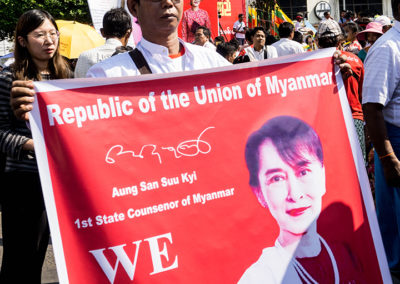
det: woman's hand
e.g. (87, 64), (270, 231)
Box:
(22, 139), (34, 151)
(10, 80), (35, 121)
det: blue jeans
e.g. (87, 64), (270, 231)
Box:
(375, 122), (400, 273)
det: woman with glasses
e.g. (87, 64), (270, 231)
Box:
(0, 9), (70, 283)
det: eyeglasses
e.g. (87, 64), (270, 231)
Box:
(27, 31), (60, 42)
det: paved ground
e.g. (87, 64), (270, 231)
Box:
(0, 212), (59, 284)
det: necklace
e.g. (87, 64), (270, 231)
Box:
(277, 235), (339, 284)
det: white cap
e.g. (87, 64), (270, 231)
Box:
(375, 16), (391, 26)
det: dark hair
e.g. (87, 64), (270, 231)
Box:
(245, 29), (253, 43)
(251, 27), (266, 38)
(278, 22), (294, 38)
(245, 116), (323, 206)
(112, 45), (134, 56)
(216, 42), (236, 59)
(228, 38), (240, 51)
(293, 31), (303, 44)
(102, 8), (132, 38)
(344, 22), (359, 34)
(393, 0), (400, 20)
(214, 36), (225, 44)
(344, 11), (353, 20)
(317, 33), (340, 48)
(238, 13), (244, 18)
(196, 26), (211, 39)
(324, 11), (330, 17)
(13, 9), (70, 80)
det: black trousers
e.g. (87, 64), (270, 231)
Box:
(0, 172), (49, 284)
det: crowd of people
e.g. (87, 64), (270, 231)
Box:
(0, 0), (399, 282)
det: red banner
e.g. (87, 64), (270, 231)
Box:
(178, 0), (219, 42)
(217, 0), (246, 41)
(31, 49), (390, 284)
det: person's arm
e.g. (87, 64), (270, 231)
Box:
(0, 71), (34, 159)
(363, 103), (400, 186)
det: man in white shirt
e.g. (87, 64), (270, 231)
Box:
(244, 27), (278, 61)
(194, 26), (216, 51)
(74, 8), (132, 78)
(272, 22), (304, 57)
(233, 14), (247, 45)
(363, 0), (400, 277)
(321, 11), (333, 22)
(87, 0), (229, 78)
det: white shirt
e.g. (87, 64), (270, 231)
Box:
(233, 20), (246, 39)
(271, 38), (305, 57)
(362, 20), (400, 127)
(87, 38), (230, 78)
(74, 38), (122, 78)
(244, 45), (278, 61)
(295, 21), (304, 31)
(239, 241), (302, 284)
(203, 41), (216, 51)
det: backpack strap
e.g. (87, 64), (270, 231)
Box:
(263, 46), (268, 60)
(128, 49), (152, 75)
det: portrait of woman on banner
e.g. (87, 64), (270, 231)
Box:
(182, 0), (211, 43)
(239, 116), (366, 284)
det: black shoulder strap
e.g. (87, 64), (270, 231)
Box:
(128, 49), (152, 75)
(263, 46), (268, 60)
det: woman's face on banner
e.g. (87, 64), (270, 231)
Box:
(191, 0), (201, 7)
(257, 139), (326, 235)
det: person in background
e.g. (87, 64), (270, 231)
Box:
(233, 13), (247, 45)
(317, 17), (366, 163)
(294, 14), (304, 31)
(293, 31), (303, 45)
(194, 26), (216, 50)
(74, 8), (132, 78)
(362, 0), (400, 279)
(272, 22), (304, 57)
(356, 17), (371, 31)
(375, 15), (393, 33)
(244, 27), (278, 61)
(322, 11), (332, 22)
(182, 0), (211, 43)
(214, 35), (225, 46)
(216, 42), (237, 63)
(343, 22), (362, 55)
(339, 10), (347, 26)
(344, 11), (354, 23)
(304, 35), (317, 51)
(356, 22), (383, 62)
(0, 9), (71, 283)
